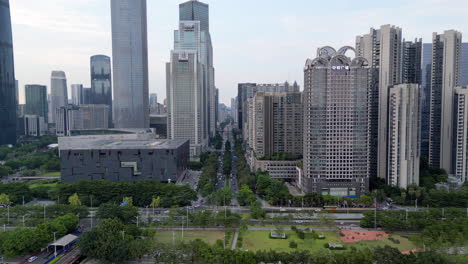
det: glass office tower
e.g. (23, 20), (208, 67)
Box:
(91, 55), (112, 127)
(0, 0), (17, 145)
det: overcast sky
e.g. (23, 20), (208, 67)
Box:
(10, 0), (468, 105)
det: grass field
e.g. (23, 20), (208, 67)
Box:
(155, 230), (226, 245)
(241, 230), (418, 253)
(36, 171), (60, 177)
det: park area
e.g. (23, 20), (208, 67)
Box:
(241, 230), (419, 253)
(155, 230), (226, 245)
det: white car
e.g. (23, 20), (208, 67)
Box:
(28, 256), (38, 262)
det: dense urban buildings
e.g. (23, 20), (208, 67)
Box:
(90, 55), (113, 127)
(59, 133), (189, 183)
(56, 104), (110, 136)
(387, 84), (421, 189)
(453, 86), (468, 183)
(150, 114), (168, 138)
(303, 46), (370, 197)
(429, 30), (462, 173)
(23, 115), (47, 137)
(50, 71), (68, 124)
(111, 0), (149, 128)
(25, 84), (48, 123)
(356, 25), (402, 182)
(0, 0), (17, 145)
(402, 39), (422, 84)
(421, 43), (433, 157)
(237, 82), (300, 139)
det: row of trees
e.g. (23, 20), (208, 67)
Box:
(197, 152), (219, 197)
(57, 180), (197, 208)
(0, 213), (78, 257)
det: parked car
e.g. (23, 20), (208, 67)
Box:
(28, 256), (38, 262)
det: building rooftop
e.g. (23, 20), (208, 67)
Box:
(59, 133), (188, 151)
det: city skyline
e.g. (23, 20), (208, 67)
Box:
(10, 0), (468, 105)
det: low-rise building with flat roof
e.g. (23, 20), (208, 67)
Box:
(59, 133), (189, 183)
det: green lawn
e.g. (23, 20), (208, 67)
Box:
(155, 230), (226, 245)
(37, 171), (60, 177)
(241, 230), (418, 253)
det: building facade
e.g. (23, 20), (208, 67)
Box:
(50, 71), (68, 124)
(90, 55), (112, 127)
(429, 30), (462, 173)
(387, 84), (421, 189)
(421, 43), (433, 157)
(356, 25), (402, 181)
(24, 115), (47, 137)
(25, 85), (48, 123)
(303, 46), (370, 197)
(248, 91), (303, 158)
(453, 86), (468, 183)
(0, 0), (17, 145)
(402, 39), (422, 84)
(111, 0), (149, 128)
(71, 84), (83, 105)
(59, 134), (189, 183)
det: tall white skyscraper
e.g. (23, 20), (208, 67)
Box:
(356, 25), (403, 181)
(388, 84), (421, 189)
(429, 30), (462, 173)
(50, 71), (68, 124)
(111, 0), (149, 128)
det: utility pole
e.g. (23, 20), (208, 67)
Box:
(121, 230), (125, 240)
(53, 232), (57, 256)
(22, 215), (25, 227)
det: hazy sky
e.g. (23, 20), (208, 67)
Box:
(10, 0), (468, 105)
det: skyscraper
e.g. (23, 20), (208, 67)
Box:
(90, 55), (112, 126)
(421, 43), (433, 157)
(356, 25), (402, 181)
(111, 0), (149, 128)
(25, 85), (48, 123)
(303, 47), (370, 197)
(388, 84), (421, 189)
(429, 30), (462, 172)
(179, 0), (216, 137)
(71, 84), (83, 105)
(0, 0), (17, 145)
(460, 43), (468, 86)
(167, 50), (205, 156)
(453, 86), (468, 182)
(402, 39), (422, 84)
(50, 71), (68, 124)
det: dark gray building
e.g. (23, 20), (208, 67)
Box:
(402, 39), (422, 84)
(421, 43), (432, 157)
(91, 55), (112, 126)
(0, 0), (17, 145)
(25, 85), (48, 123)
(150, 114), (167, 138)
(59, 135), (189, 183)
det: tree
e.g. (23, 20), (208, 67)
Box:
(123, 196), (133, 206)
(150, 196), (161, 210)
(0, 193), (12, 205)
(237, 185), (256, 206)
(68, 193), (81, 206)
(79, 218), (133, 263)
(96, 203), (138, 224)
(250, 201), (266, 219)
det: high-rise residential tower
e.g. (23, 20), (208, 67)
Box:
(388, 84), (421, 189)
(0, 0), (17, 145)
(25, 85), (48, 123)
(402, 39), (422, 84)
(453, 86), (468, 182)
(91, 55), (112, 126)
(429, 30), (462, 173)
(111, 0), (149, 128)
(356, 25), (402, 181)
(303, 46), (370, 197)
(71, 84), (84, 105)
(50, 71), (68, 124)
(249, 91), (302, 158)
(421, 43), (433, 157)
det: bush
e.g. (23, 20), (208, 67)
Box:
(388, 237), (401, 244)
(289, 241), (298, 248)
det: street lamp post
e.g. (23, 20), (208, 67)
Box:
(53, 231), (57, 256)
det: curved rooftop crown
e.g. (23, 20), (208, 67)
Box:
(305, 46), (368, 70)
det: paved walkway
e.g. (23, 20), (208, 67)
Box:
(231, 231), (239, 250)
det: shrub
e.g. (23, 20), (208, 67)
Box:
(289, 241), (298, 248)
(339, 232), (345, 237)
